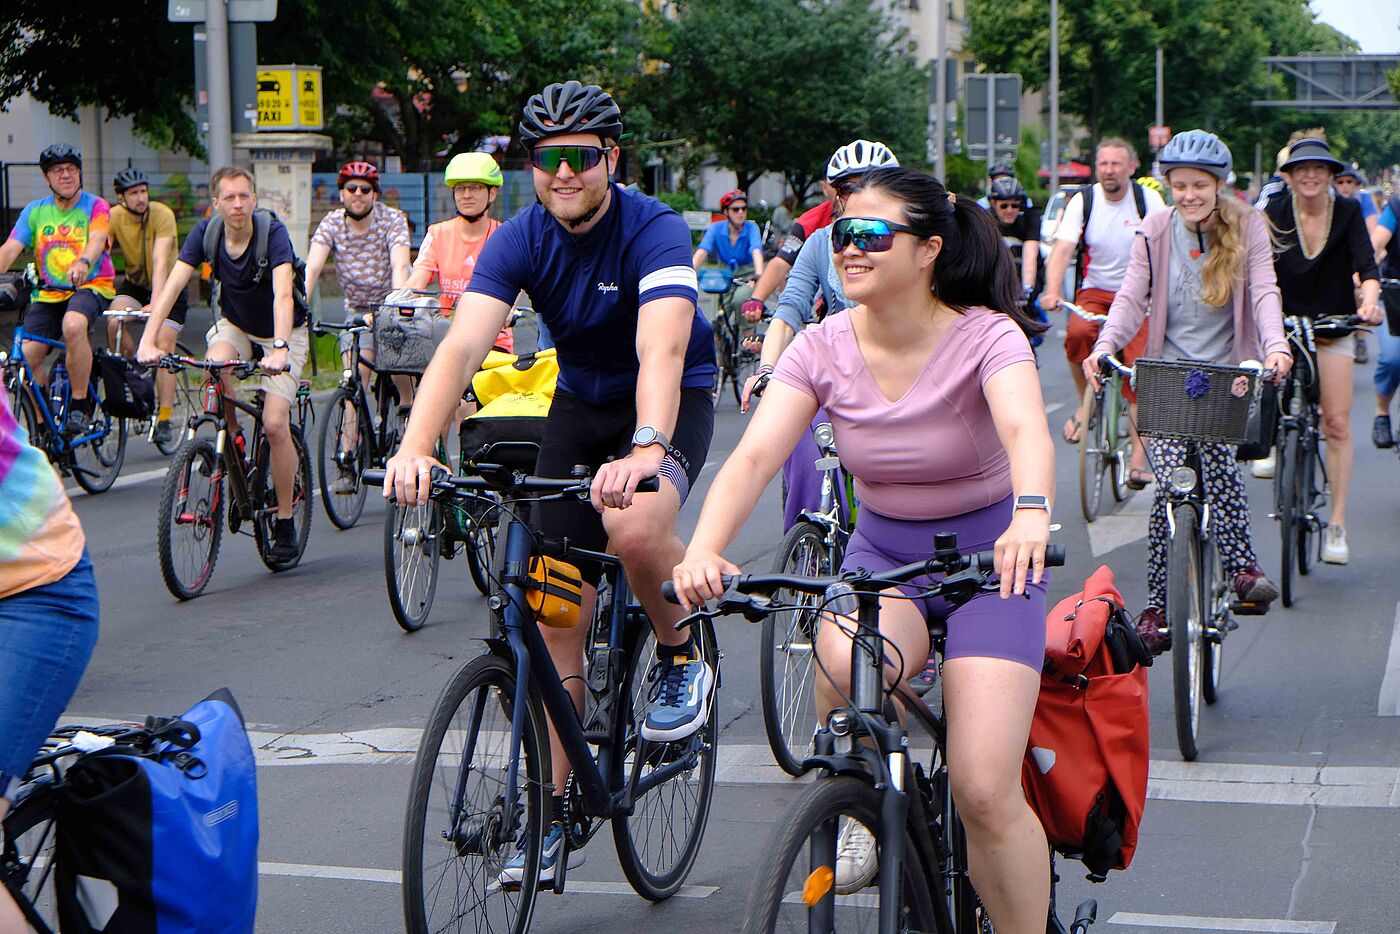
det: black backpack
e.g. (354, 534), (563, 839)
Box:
(201, 208), (309, 320)
(1074, 181), (1149, 291)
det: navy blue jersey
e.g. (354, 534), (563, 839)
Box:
(468, 184), (716, 405)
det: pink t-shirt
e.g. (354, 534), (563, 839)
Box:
(772, 308), (1035, 520)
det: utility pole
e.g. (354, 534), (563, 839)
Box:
(934, 0), (947, 184)
(1155, 46), (1164, 129)
(205, 0), (233, 168)
(1049, 0), (1059, 198)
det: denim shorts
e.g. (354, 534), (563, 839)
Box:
(0, 550), (100, 803)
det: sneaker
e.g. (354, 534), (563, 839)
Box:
(1250, 448), (1276, 479)
(641, 651), (714, 742)
(62, 406), (91, 437)
(1233, 562), (1279, 604)
(498, 822), (584, 886)
(152, 420), (174, 447)
(834, 819), (878, 895)
(1321, 525), (1349, 565)
(331, 467), (359, 495)
(1136, 606), (1171, 656)
(269, 517), (299, 562)
(1374, 415), (1395, 450)
(1355, 337), (1369, 365)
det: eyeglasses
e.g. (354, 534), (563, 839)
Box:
(830, 217), (919, 253)
(528, 145), (612, 175)
(342, 183), (374, 195)
(453, 183), (490, 195)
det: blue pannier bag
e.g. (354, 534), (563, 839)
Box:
(52, 688), (258, 934)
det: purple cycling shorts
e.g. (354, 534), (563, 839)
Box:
(840, 496), (1047, 672)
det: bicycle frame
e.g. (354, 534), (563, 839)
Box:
(792, 422), (853, 553)
(3, 326), (110, 451)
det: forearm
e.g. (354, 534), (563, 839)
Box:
(1043, 240), (1073, 295)
(402, 267), (433, 292)
(273, 294), (293, 340)
(1006, 424), (1056, 507)
(758, 319), (795, 370)
(0, 240), (24, 272)
(751, 256), (791, 302)
(391, 246), (411, 287)
(150, 251), (172, 300)
(691, 248), (707, 270)
(1360, 277), (1380, 306)
(81, 232), (106, 265)
(144, 262), (195, 333)
(1021, 244), (1039, 290)
(634, 344), (684, 439)
(752, 250), (765, 277)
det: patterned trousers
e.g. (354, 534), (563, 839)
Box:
(1146, 438), (1258, 608)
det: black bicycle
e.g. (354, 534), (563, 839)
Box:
(367, 457), (719, 934)
(154, 355), (314, 599)
(761, 419), (854, 776)
(102, 308), (199, 454)
(663, 538), (1094, 934)
(701, 268), (761, 408)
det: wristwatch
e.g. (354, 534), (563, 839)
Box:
(630, 426), (671, 451)
(271, 338), (289, 350)
(1013, 494), (1050, 512)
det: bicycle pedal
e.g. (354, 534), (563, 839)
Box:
(1230, 601), (1268, 617)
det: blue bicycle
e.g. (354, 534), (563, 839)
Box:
(2, 298), (127, 494)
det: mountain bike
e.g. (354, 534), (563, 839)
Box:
(761, 419), (854, 776)
(1271, 314), (1369, 607)
(102, 308), (199, 454)
(1064, 301), (1131, 522)
(153, 355), (314, 600)
(661, 538), (1095, 934)
(2, 320), (126, 494)
(1105, 354), (1266, 760)
(701, 268), (761, 408)
(365, 459), (718, 934)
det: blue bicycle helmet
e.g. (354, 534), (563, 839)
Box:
(1158, 130), (1232, 181)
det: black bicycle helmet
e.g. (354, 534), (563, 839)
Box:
(517, 80), (623, 146)
(1158, 129), (1232, 181)
(113, 166), (150, 194)
(988, 176), (1027, 202)
(39, 143), (82, 172)
(988, 161), (1016, 180)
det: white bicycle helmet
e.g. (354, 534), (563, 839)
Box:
(826, 139), (899, 183)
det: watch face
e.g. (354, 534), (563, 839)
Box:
(633, 427), (656, 446)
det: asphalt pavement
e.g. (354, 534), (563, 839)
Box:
(56, 321), (1400, 933)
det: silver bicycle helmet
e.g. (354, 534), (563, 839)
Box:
(988, 176), (1027, 202)
(826, 139), (899, 183)
(1158, 129), (1232, 181)
(518, 81), (623, 146)
(113, 166), (150, 194)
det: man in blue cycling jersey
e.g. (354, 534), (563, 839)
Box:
(693, 188), (764, 274)
(384, 80), (717, 883)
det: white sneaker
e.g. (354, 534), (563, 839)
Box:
(834, 818), (878, 895)
(1251, 448), (1276, 479)
(1321, 525), (1349, 565)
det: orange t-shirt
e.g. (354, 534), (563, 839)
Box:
(412, 218), (512, 351)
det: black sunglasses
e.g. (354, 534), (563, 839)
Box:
(727, 205), (748, 213)
(528, 145), (612, 175)
(342, 183), (374, 195)
(830, 216), (919, 253)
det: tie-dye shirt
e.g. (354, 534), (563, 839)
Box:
(9, 192), (116, 302)
(0, 382), (86, 599)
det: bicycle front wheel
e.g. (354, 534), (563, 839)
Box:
(384, 499), (442, 631)
(1, 776), (60, 928)
(1168, 503), (1204, 760)
(612, 616), (720, 900)
(463, 494), (499, 597)
(156, 437), (224, 600)
(761, 520), (830, 776)
(154, 343), (199, 455)
(317, 387), (371, 530)
(1202, 536), (1226, 706)
(1078, 385), (1107, 523)
(740, 775), (936, 934)
(71, 391), (126, 494)
(1297, 442), (1318, 578)
(402, 653), (549, 934)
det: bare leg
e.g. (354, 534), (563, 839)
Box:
(1317, 348), (1354, 528)
(602, 484), (690, 649)
(61, 311), (93, 401)
(262, 395), (297, 520)
(543, 586), (599, 796)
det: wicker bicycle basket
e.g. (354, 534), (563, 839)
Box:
(1132, 359), (1260, 445)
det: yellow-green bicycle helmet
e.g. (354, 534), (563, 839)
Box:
(444, 152), (503, 188)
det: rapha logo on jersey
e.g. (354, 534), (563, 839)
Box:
(596, 282), (620, 294)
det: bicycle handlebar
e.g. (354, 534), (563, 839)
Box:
(314, 316), (371, 333)
(157, 354), (261, 378)
(661, 544), (1065, 607)
(1062, 301), (1107, 324)
(362, 465), (662, 497)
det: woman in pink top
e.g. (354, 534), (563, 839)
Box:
(673, 168), (1056, 932)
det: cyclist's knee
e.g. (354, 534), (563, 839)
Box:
(1323, 411), (1351, 442)
(603, 500), (678, 564)
(262, 401), (292, 438)
(949, 770), (1023, 834)
(61, 312), (89, 343)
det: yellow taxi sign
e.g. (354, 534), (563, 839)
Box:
(256, 64), (323, 131)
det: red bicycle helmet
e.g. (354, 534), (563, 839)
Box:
(337, 161), (380, 191)
(719, 189), (747, 210)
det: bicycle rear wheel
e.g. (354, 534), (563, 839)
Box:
(740, 775), (936, 934)
(612, 616), (719, 900)
(463, 494), (499, 597)
(71, 389), (126, 494)
(1, 776), (60, 929)
(1168, 503), (1204, 761)
(1078, 385), (1107, 523)
(384, 499), (442, 631)
(712, 326), (733, 410)
(317, 387), (371, 530)
(253, 425), (314, 571)
(761, 520), (830, 776)
(156, 437), (224, 600)
(1107, 384), (1132, 502)
(401, 653), (548, 934)
(154, 343), (199, 455)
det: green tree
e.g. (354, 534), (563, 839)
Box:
(650, 0), (927, 201)
(0, 0), (201, 155)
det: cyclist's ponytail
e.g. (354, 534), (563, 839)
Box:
(849, 167), (1047, 338)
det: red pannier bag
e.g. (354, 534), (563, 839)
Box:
(1021, 565), (1151, 882)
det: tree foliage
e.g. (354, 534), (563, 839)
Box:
(649, 0), (928, 200)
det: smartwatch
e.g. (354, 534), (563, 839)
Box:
(630, 426), (671, 451)
(271, 338), (290, 350)
(1013, 494), (1050, 512)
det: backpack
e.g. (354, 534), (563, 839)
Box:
(1021, 565), (1152, 882)
(201, 209), (309, 321)
(1074, 181), (1149, 292)
(47, 688), (259, 934)
(94, 351), (156, 419)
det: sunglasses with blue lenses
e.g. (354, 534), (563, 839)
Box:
(528, 145), (613, 175)
(830, 217), (920, 253)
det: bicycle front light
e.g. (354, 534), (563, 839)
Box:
(342, 368), (354, 381)
(0, 349), (8, 364)
(813, 422), (836, 449)
(1168, 467), (1197, 495)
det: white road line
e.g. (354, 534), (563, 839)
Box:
(1045, 402), (1066, 416)
(257, 861), (717, 897)
(1376, 602), (1400, 716)
(1106, 912), (1334, 932)
(1085, 487), (1152, 557)
(64, 464), (168, 497)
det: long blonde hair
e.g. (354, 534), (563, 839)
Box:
(1198, 194), (1252, 308)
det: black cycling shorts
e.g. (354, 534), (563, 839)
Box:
(534, 387), (714, 584)
(116, 279), (188, 327)
(21, 291), (110, 342)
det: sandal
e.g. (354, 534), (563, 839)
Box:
(1061, 415), (1083, 445)
(909, 655), (939, 696)
(1126, 467), (1154, 491)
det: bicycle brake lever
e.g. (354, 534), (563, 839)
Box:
(719, 590), (772, 623)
